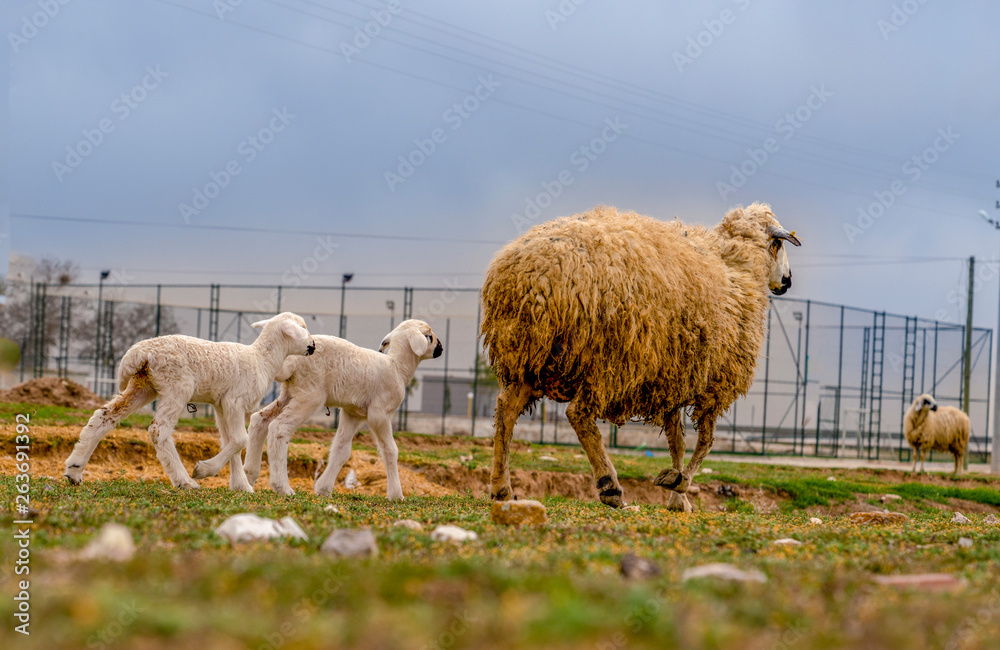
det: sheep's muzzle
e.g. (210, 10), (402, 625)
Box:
(433, 341), (443, 358)
(306, 341), (316, 356)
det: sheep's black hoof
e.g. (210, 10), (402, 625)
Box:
(491, 486), (511, 501)
(597, 475), (624, 508)
(653, 468), (687, 492)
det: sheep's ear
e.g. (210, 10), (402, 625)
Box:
(405, 329), (430, 357)
(767, 225), (801, 246)
(251, 316), (274, 330)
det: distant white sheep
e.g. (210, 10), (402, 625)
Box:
(64, 313), (315, 490)
(903, 393), (970, 475)
(243, 319), (443, 498)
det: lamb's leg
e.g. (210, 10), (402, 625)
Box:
(244, 393), (289, 487)
(911, 446), (919, 472)
(655, 410), (716, 494)
(64, 379), (157, 484)
(566, 398), (623, 508)
(265, 395), (323, 496)
(368, 414), (403, 500)
(919, 448), (926, 473)
(148, 398), (198, 489)
(490, 383), (533, 502)
(192, 405), (253, 492)
(314, 410), (364, 496)
(658, 409), (692, 512)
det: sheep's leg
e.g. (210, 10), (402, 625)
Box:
(910, 446), (919, 472)
(244, 392), (290, 487)
(655, 410), (716, 494)
(953, 449), (963, 476)
(314, 410), (365, 496)
(192, 405), (253, 492)
(265, 395), (323, 496)
(64, 379), (157, 484)
(490, 383), (533, 502)
(659, 409), (692, 512)
(368, 413), (403, 500)
(566, 399), (623, 508)
(148, 398), (199, 489)
(918, 448), (926, 473)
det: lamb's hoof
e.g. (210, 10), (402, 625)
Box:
(314, 484), (334, 497)
(177, 480), (200, 490)
(191, 461), (213, 479)
(64, 465), (83, 485)
(653, 469), (690, 492)
(386, 492), (405, 501)
(666, 491), (693, 512)
(230, 482), (255, 493)
(272, 485), (295, 496)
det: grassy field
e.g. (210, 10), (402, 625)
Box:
(2, 403), (1000, 649)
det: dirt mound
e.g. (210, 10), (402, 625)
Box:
(0, 377), (102, 409)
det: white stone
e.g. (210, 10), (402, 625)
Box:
(324, 504), (340, 513)
(538, 455), (558, 462)
(951, 512), (972, 524)
(214, 513), (308, 543)
(682, 563), (766, 583)
(701, 468), (714, 474)
(808, 517), (822, 525)
(321, 529), (378, 557)
(958, 537), (973, 549)
(344, 469), (359, 489)
(773, 538), (802, 546)
(79, 523), (136, 562)
(393, 519), (424, 531)
(430, 525), (478, 543)
(826, 476), (837, 481)
(984, 514), (999, 525)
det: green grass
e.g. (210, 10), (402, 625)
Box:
(4, 404), (1000, 648)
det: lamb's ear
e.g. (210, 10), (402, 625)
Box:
(251, 316), (275, 330)
(280, 319), (305, 340)
(405, 329), (430, 357)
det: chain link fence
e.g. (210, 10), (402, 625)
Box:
(9, 280), (994, 464)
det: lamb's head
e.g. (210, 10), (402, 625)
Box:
(913, 393), (939, 413)
(251, 312), (316, 356)
(716, 203), (801, 295)
(379, 319), (443, 360)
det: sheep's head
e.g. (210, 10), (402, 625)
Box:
(719, 203), (802, 295)
(251, 312), (315, 356)
(913, 393), (939, 413)
(379, 319), (443, 360)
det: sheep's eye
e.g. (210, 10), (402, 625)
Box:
(425, 334), (433, 341)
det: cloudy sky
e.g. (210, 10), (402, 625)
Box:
(4, 0), (1000, 327)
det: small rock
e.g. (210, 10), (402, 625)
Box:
(682, 563), (766, 584)
(687, 485), (701, 495)
(620, 553), (661, 580)
(621, 505), (640, 512)
(538, 455), (558, 462)
(393, 519), (424, 531)
(368, 458), (377, 464)
(849, 512), (909, 525)
(344, 469), (359, 489)
(214, 514), (308, 544)
(491, 500), (547, 526)
(984, 514), (999, 525)
(458, 454), (473, 463)
(951, 512), (972, 524)
(320, 529), (378, 558)
(572, 454), (584, 460)
(826, 476), (837, 482)
(958, 537), (973, 549)
(715, 484), (737, 498)
(701, 468), (714, 474)
(324, 504), (340, 514)
(873, 573), (964, 591)
(809, 517), (823, 525)
(879, 494), (902, 503)
(79, 523), (136, 562)
(773, 538), (802, 546)
(430, 525), (478, 543)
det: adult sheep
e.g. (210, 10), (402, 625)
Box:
(481, 203), (801, 511)
(903, 394), (970, 475)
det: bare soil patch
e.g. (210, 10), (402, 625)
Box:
(0, 377), (102, 409)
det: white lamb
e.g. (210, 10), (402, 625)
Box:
(243, 319), (443, 498)
(904, 393), (970, 475)
(64, 312), (316, 491)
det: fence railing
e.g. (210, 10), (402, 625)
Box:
(10, 280), (994, 465)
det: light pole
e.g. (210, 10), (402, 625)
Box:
(93, 270), (110, 393)
(980, 210), (1000, 473)
(386, 300), (395, 331)
(338, 273), (353, 338)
